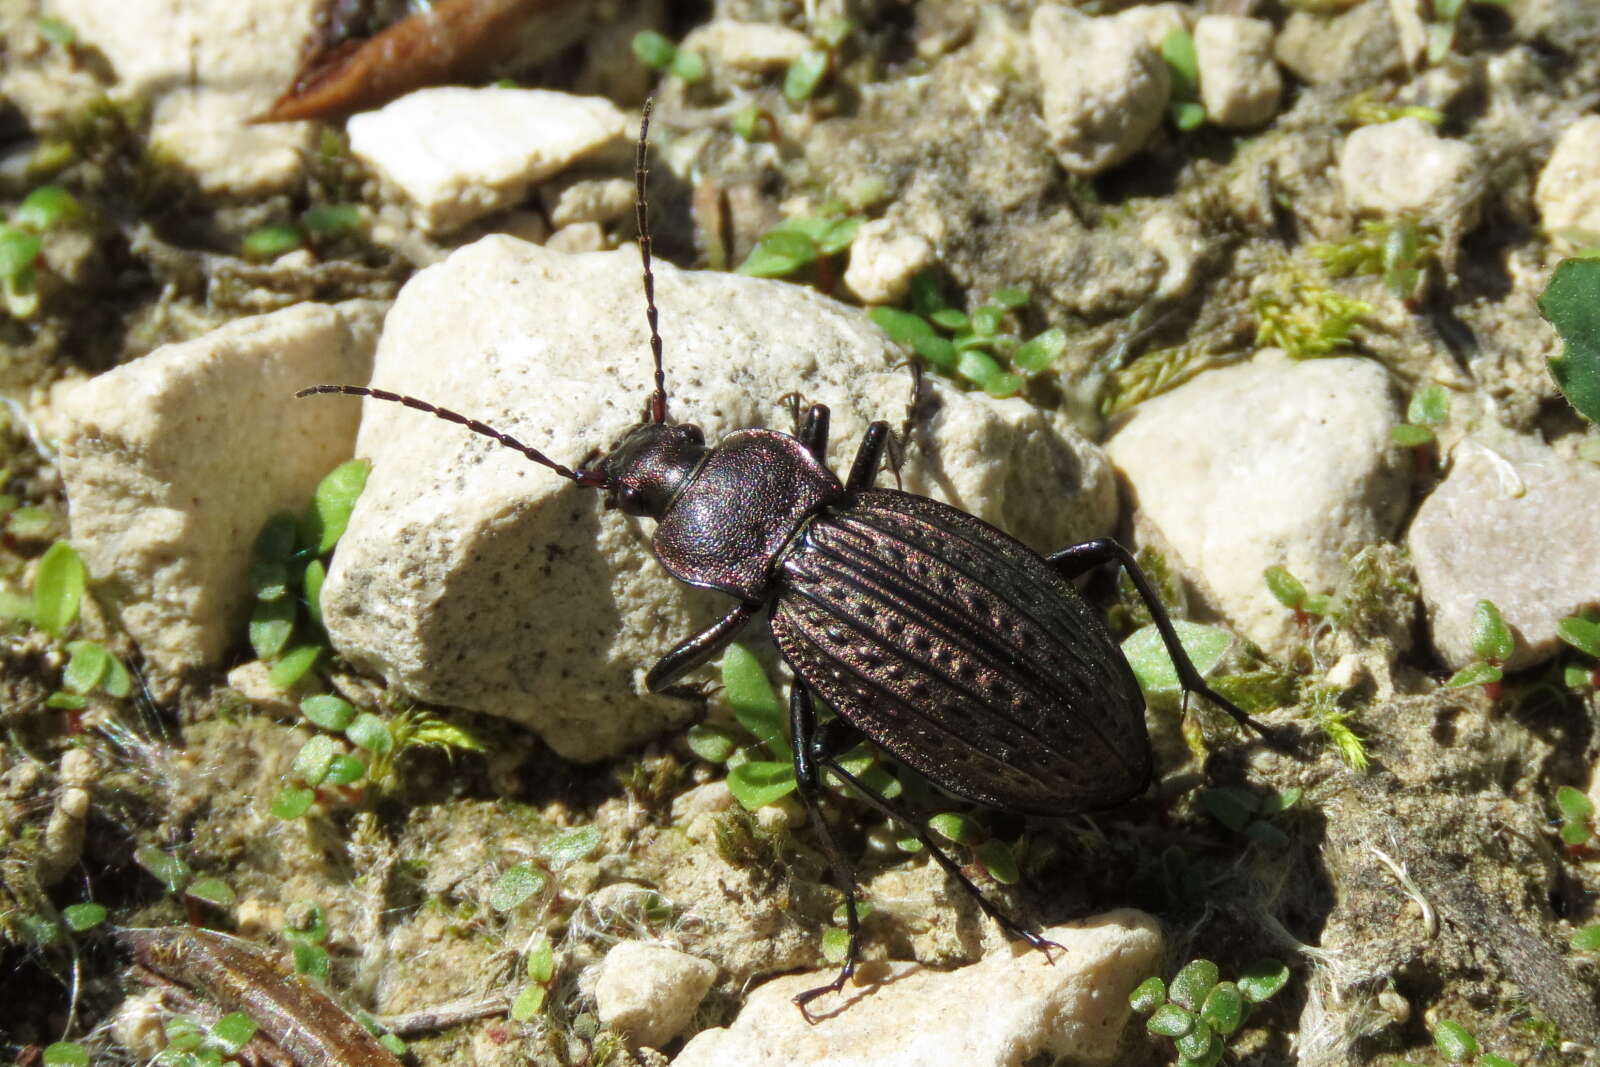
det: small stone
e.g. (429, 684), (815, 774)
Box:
(1339, 118), (1484, 222)
(673, 911), (1162, 1067)
(1030, 5), (1170, 176)
(681, 19), (815, 72)
(541, 176), (637, 228)
(55, 302), (384, 674)
(546, 221), (609, 254)
(1193, 16), (1282, 129)
(45, 0), (318, 195)
(670, 780), (736, 822)
(225, 661), (300, 716)
(594, 942), (718, 1049)
(1275, 2), (1405, 86)
(842, 218), (936, 304)
(348, 88), (629, 235)
(1116, 3), (1192, 50)
(1408, 434), (1600, 671)
(1535, 115), (1600, 242)
(1106, 350), (1409, 659)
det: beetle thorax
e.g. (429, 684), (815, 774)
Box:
(597, 422), (708, 517)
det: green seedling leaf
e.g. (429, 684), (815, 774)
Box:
(42, 1044), (89, 1067)
(1469, 599), (1514, 662)
(1432, 1019), (1479, 1061)
(909, 270), (945, 315)
(256, 512), (298, 562)
(1557, 784), (1595, 821)
(1175, 1020), (1216, 1060)
(1570, 924), (1600, 951)
(1262, 565), (1306, 609)
(301, 694), (357, 730)
(728, 759), (798, 809)
(271, 785), (315, 819)
(269, 645), (321, 689)
(1390, 424), (1434, 447)
(669, 49), (705, 82)
(1408, 384), (1450, 425)
(286, 902), (329, 943)
(991, 286), (1029, 309)
(928, 812), (983, 846)
(251, 560), (289, 600)
(956, 348), (1005, 389)
(722, 643), (789, 755)
(1147, 1002), (1194, 1037)
(821, 925), (850, 963)
(15, 185), (83, 231)
(62, 901), (106, 931)
(302, 202), (362, 238)
(512, 983), (548, 1021)
(1445, 661), (1502, 688)
(1558, 616), (1600, 658)
(813, 16), (853, 47)
(35, 17), (76, 45)
(0, 226), (42, 278)
(164, 1014), (205, 1050)
(931, 308), (969, 332)
(1012, 327), (1066, 372)
(818, 216), (861, 255)
(1236, 958), (1290, 1002)
(687, 724), (737, 763)
(784, 48), (830, 103)
(185, 877), (235, 908)
(1261, 787), (1302, 815)
(971, 305), (1004, 337)
(249, 598), (295, 660)
(293, 941), (330, 979)
(542, 825), (602, 870)
(527, 934), (555, 982)
(242, 223), (302, 261)
(489, 864), (548, 912)
(1129, 976), (1166, 1013)
(1171, 100), (1207, 130)
(913, 333), (958, 370)
(1199, 787), (1257, 832)
(293, 734), (339, 786)
(1161, 28), (1200, 98)
(1200, 981), (1244, 1035)
(1479, 1057), (1516, 1067)
(324, 753), (366, 785)
(631, 29), (675, 70)
(1561, 818), (1592, 846)
(1539, 258), (1600, 423)
(1121, 621), (1232, 695)
(738, 229), (817, 277)
(134, 844), (191, 892)
(7, 506), (55, 540)
(33, 540), (85, 637)
(854, 762), (902, 800)
(346, 712), (393, 754)
(869, 306), (937, 347)
(62, 640), (110, 694)
(1170, 959), (1220, 1011)
(302, 459), (370, 555)
(45, 691), (85, 710)
(209, 1012), (258, 1055)
(303, 557), (327, 627)
(975, 839), (1019, 884)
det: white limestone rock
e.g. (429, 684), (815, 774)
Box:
(1116, 3), (1192, 50)
(43, 0), (318, 195)
(55, 302), (384, 673)
(1535, 115), (1600, 242)
(541, 176), (637, 228)
(347, 88), (629, 235)
(1193, 16), (1282, 129)
(1408, 434), (1600, 671)
(593, 942), (717, 1049)
(680, 19), (815, 72)
(316, 237), (1117, 761)
(842, 218), (936, 305)
(1106, 350), (1410, 660)
(1339, 118), (1484, 222)
(673, 911), (1162, 1067)
(1030, 5), (1170, 176)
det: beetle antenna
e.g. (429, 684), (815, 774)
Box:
(294, 385), (607, 488)
(637, 97), (667, 425)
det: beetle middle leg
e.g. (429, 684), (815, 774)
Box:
(845, 420), (905, 492)
(1046, 539), (1283, 743)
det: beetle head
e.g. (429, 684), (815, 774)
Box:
(595, 421), (707, 517)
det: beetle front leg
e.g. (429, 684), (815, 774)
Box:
(643, 601), (762, 692)
(1046, 539), (1285, 744)
(789, 686), (865, 1019)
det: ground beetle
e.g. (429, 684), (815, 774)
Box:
(301, 99), (1283, 1015)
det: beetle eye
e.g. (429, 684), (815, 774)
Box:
(683, 425), (705, 445)
(616, 485), (645, 515)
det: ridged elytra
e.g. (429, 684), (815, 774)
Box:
(299, 97), (1285, 1017)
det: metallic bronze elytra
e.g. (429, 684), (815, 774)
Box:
(298, 98), (1282, 1017)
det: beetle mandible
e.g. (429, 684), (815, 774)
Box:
(300, 98), (1284, 1015)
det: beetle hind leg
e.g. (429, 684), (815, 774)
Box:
(1046, 538), (1295, 750)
